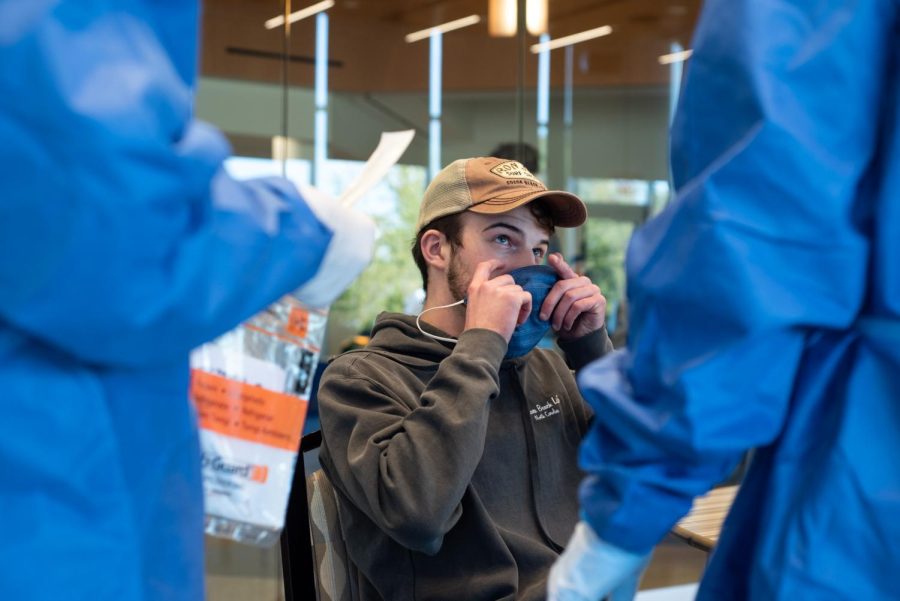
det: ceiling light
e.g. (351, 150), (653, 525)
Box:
(489, 0), (548, 37)
(526, 0), (548, 36)
(405, 15), (481, 43)
(488, 0), (517, 37)
(265, 0), (334, 30)
(529, 25), (612, 53)
(658, 49), (693, 64)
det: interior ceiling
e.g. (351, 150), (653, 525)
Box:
(317, 0), (696, 29)
(201, 0), (703, 92)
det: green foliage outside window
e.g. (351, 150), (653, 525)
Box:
(330, 167), (427, 334)
(583, 218), (634, 313)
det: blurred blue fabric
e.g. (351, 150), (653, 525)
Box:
(575, 0), (900, 598)
(0, 2), (335, 600)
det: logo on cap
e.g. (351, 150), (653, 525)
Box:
(490, 161), (540, 182)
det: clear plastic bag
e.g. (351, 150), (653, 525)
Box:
(190, 296), (327, 546)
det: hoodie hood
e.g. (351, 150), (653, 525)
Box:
(363, 312), (532, 370)
(363, 312), (458, 367)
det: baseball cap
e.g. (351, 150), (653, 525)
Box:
(415, 157), (587, 232)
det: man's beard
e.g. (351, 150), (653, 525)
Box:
(446, 250), (470, 303)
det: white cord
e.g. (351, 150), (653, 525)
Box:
(415, 299), (466, 344)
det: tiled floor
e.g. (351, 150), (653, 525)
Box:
(206, 537), (284, 601)
(639, 535), (707, 590)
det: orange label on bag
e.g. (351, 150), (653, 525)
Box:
(191, 370), (307, 452)
(286, 307), (309, 338)
(249, 465), (269, 483)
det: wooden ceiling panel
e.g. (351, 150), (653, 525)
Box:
(200, 0), (702, 91)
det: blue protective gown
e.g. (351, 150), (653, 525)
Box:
(0, 2), (337, 600)
(577, 0), (900, 598)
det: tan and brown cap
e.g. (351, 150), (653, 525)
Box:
(415, 157), (587, 232)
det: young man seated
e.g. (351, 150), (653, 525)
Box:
(318, 157), (614, 600)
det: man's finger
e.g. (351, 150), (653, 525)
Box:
(487, 274), (516, 288)
(470, 259), (502, 288)
(540, 276), (590, 320)
(548, 253), (579, 279)
(551, 286), (598, 330)
(517, 290), (533, 326)
(562, 297), (602, 331)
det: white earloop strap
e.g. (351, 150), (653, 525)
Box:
(416, 299), (466, 344)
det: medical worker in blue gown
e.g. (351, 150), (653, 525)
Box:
(549, 0), (900, 599)
(0, 3), (375, 600)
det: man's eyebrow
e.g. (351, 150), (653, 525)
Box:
(482, 222), (523, 235)
(482, 222), (549, 247)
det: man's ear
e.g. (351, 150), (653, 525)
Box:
(420, 229), (450, 272)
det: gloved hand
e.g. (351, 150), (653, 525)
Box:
(548, 521), (649, 601)
(292, 184), (376, 308)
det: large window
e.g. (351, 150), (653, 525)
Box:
(320, 161), (428, 339)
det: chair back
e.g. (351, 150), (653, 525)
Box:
(281, 431), (360, 601)
(306, 469), (360, 601)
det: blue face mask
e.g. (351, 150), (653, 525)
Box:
(415, 264), (560, 359)
(504, 264), (559, 358)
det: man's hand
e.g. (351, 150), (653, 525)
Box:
(540, 253), (606, 341)
(464, 260), (532, 342)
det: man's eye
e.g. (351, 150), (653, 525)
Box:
(533, 248), (545, 259)
(495, 234), (511, 246)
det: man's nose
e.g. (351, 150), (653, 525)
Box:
(504, 251), (541, 274)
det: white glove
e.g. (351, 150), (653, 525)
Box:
(548, 521), (649, 601)
(292, 185), (376, 308)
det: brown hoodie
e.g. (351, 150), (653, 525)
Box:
(318, 312), (613, 601)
